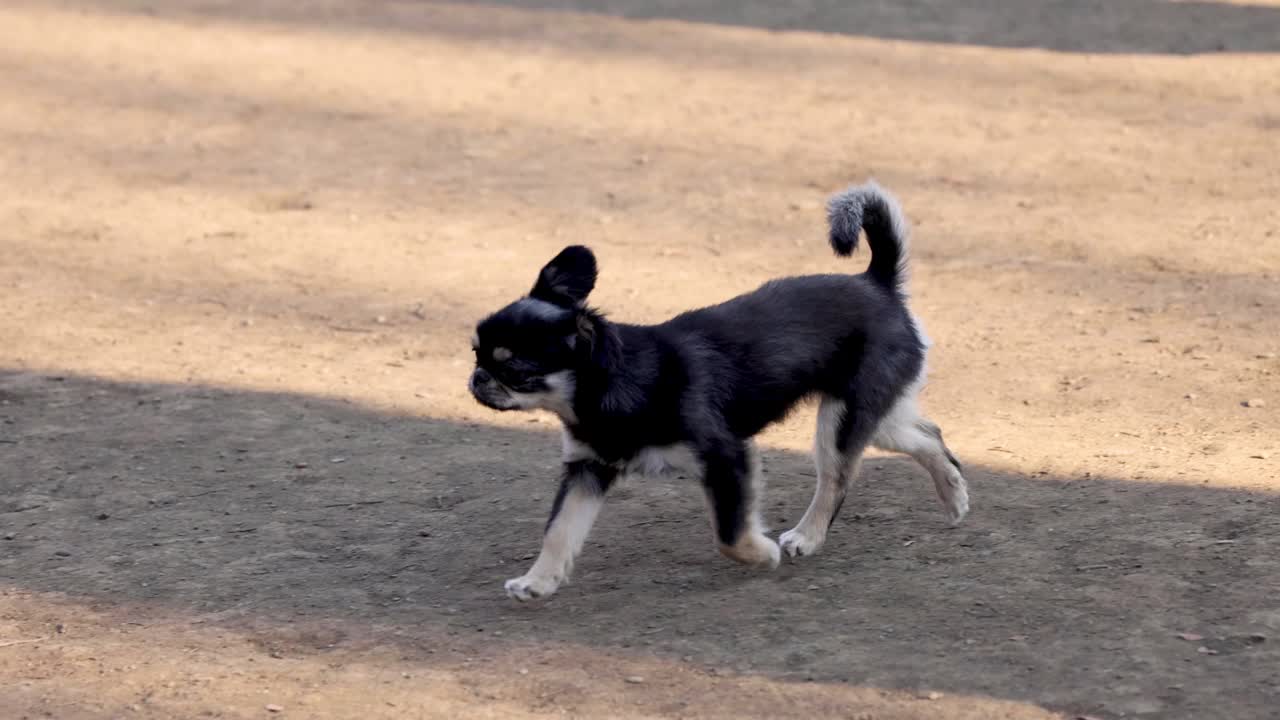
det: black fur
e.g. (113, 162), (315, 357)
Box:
(471, 182), (925, 554)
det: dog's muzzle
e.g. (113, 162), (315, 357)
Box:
(469, 368), (512, 409)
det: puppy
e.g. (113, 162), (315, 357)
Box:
(469, 181), (969, 601)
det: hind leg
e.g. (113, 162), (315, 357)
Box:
(871, 388), (969, 524)
(780, 395), (859, 558)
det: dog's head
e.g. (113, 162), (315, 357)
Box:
(468, 246), (599, 420)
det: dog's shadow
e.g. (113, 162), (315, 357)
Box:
(3, 370), (1277, 716)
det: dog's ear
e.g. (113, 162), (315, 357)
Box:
(574, 312), (596, 348)
(531, 245), (596, 307)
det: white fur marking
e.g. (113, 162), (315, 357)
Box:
(505, 486), (603, 601)
(625, 444), (696, 477)
(560, 430), (599, 463)
(781, 396), (857, 558)
(870, 365), (969, 524)
(492, 346), (512, 362)
(506, 369), (577, 423)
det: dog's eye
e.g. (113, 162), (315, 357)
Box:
(492, 347), (513, 363)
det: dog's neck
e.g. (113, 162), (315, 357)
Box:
(568, 314), (650, 424)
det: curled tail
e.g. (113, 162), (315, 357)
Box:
(826, 181), (909, 293)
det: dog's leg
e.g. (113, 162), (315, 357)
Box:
(780, 396), (859, 558)
(871, 392), (969, 524)
(505, 460), (618, 601)
(701, 440), (780, 568)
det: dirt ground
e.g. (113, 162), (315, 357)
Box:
(2, 0), (1280, 717)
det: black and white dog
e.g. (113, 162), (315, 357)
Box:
(469, 181), (969, 601)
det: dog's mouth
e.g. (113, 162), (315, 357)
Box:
(470, 369), (545, 411)
(469, 377), (516, 410)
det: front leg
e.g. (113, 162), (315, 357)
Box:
(505, 460), (618, 601)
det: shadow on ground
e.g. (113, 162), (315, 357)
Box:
(2, 369), (1278, 717)
(59, 0), (1280, 54)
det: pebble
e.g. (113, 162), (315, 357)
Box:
(625, 676), (645, 684)
(295, 462), (309, 469)
(265, 704), (284, 713)
(1243, 398), (1265, 408)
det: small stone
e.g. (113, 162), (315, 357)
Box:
(54, 550), (72, 557)
(1196, 646), (1218, 655)
(294, 462), (309, 469)
(418, 530), (431, 537)
(96, 512), (110, 520)
(3, 533), (15, 540)
(1184, 393), (1197, 400)
(1243, 398), (1265, 408)
(330, 457), (346, 464)
(807, 584), (820, 591)
(518, 668), (529, 675)
(1176, 632), (1204, 642)
(1251, 453), (1269, 460)
(624, 675), (645, 684)
(1248, 633), (1267, 644)
(265, 704), (284, 713)
(55, 623), (66, 634)
(375, 315), (389, 324)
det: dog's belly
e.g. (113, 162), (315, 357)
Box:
(625, 444), (698, 477)
(562, 430), (696, 477)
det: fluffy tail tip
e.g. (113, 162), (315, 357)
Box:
(826, 180), (892, 257)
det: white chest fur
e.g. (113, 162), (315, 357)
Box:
(560, 430), (696, 478)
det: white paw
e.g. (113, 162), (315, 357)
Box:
(504, 573), (561, 602)
(720, 532), (782, 568)
(779, 526), (824, 558)
(762, 536), (782, 568)
(943, 485), (970, 526)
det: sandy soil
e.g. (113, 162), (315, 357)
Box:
(2, 1), (1279, 717)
